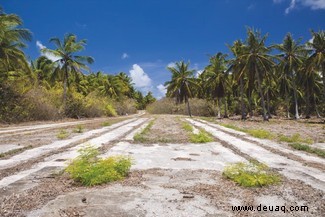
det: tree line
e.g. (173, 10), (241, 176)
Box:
(0, 7), (155, 122)
(165, 28), (324, 121)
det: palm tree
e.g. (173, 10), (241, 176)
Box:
(165, 61), (197, 117)
(0, 7), (32, 81)
(202, 53), (228, 118)
(275, 33), (305, 119)
(238, 28), (274, 121)
(307, 30), (325, 103)
(42, 33), (94, 109)
(228, 40), (247, 119)
(31, 56), (54, 87)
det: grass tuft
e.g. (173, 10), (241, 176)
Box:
(245, 129), (273, 139)
(73, 125), (84, 133)
(182, 122), (194, 132)
(190, 130), (213, 143)
(223, 161), (281, 187)
(65, 145), (132, 186)
(278, 133), (313, 144)
(133, 120), (154, 142)
(289, 143), (325, 158)
(57, 129), (69, 139)
(102, 121), (111, 127)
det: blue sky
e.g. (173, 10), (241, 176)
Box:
(2, 0), (325, 98)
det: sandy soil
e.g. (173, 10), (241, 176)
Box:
(0, 114), (324, 217)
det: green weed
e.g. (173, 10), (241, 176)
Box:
(278, 133), (313, 144)
(190, 130), (213, 143)
(223, 162), (281, 187)
(246, 129), (273, 139)
(182, 122), (194, 132)
(289, 143), (325, 158)
(57, 129), (69, 139)
(65, 145), (132, 186)
(73, 125), (84, 133)
(133, 120), (154, 142)
(102, 121), (111, 127)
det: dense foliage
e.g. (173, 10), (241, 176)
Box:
(164, 28), (325, 120)
(0, 7), (155, 123)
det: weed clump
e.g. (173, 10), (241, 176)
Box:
(133, 120), (154, 142)
(223, 162), (281, 187)
(65, 145), (132, 186)
(57, 129), (69, 139)
(73, 125), (84, 133)
(190, 130), (213, 143)
(289, 143), (325, 158)
(278, 133), (313, 144)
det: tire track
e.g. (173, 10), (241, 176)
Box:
(187, 118), (325, 192)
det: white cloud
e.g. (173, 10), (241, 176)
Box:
(36, 40), (61, 62)
(121, 53), (129, 59)
(195, 70), (203, 78)
(157, 84), (167, 96)
(167, 62), (176, 68)
(274, 0), (325, 14)
(129, 64), (152, 91)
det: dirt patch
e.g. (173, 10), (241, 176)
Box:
(135, 115), (191, 144)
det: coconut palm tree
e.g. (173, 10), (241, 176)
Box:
(238, 28), (274, 121)
(275, 33), (305, 119)
(202, 53), (228, 118)
(0, 7), (32, 81)
(42, 33), (94, 109)
(228, 40), (247, 119)
(165, 61), (197, 117)
(307, 30), (325, 102)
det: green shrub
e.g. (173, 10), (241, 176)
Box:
(190, 130), (213, 143)
(57, 129), (69, 139)
(65, 145), (132, 186)
(105, 104), (117, 117)
(223, 162), (281, 187)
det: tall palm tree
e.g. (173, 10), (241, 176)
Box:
(42, 33), (94, 108)
(202, 53), (228, 118)
(238, 28), (274, 121)
(307, 30), (325, 102)
(275, 33), (305, 119)
(228, 40), (247, 119)
(0, 7), (32, 81)
(165, 61), (197, 117)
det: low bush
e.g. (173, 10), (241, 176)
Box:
(223, 162), (281, 187)
(65, 145), (132, 186)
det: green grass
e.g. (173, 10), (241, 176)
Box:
(65, 145), (132, 186)
(182, 122), (194, 132)
(289, 143), (325, 158)
(278, 133), (313, 144)
(220, 123), (273, 139)
(133, 120), (154, 142)
(223, 162), (281, 187)
(57, 129), (69, 139)
(190, 130), (213, 143)
(102, 121), (111, 127)
(0, 145), (33, 158)
(73, 125), (84, 133)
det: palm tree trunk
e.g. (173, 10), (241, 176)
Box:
(322, 69), (325, 103)
(224, 97), (228, 118)
(217, 98), (221, 118)
(305, 87), (311, 119)
(240, 77), (246, 119)
(292, 73), (299, 120)
(255, 66), (268, 121)
(266, 90), (272, 119)
(313, 95), (322, 118)
(63, 67), (68, 111)
(186, 95), (192, 117)
(285, 89), (291, 119)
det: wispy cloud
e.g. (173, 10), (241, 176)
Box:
(274, 0), (325, 14)
(36, 40), (60, 62)
(167, 62), (176, 68)
(121, 53), (129, 59)
(129, 64), (152, 93)
(156, 84), (167, 99)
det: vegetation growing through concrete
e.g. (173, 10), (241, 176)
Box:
(73, 125), (84, 133)
(56, 129), (69, 139)
(223, 162), (281, 187)
(65, 145), (132, 186)
(133, 120), (154, 142)
(182, 121), (213, 143)
(289, 143), (325, 158)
